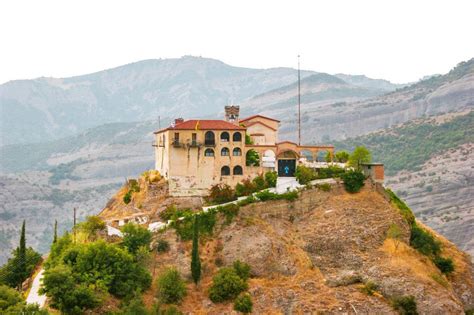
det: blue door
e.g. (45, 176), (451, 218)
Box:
(278, 159), (296, 177)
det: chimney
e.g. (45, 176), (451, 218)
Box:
(224, 105), (240, 125)
(174, 118), (184, 125)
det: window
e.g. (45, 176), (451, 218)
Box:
(173, 133), (180, 146)
(233, 147), (242, 156)
(233, 132), (242, 142)
(191, 133), (197, 146)
(233, 165), (243, 175)
(220, 132), (230, 142)
(221, 147), (230, 156)
(205, 131), (215, 146)
(221, 166), (230, 176)
(204, 149), (214, 157)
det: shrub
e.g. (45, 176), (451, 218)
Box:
(433, 256), (454, 275)
(156, 239), (170, 253)
(235, 179), (256, 197)
(430, 273), (449, 288)
(246, 149), (260, 166)
(387, 223), (403, 250)
(252, 174), (266, 191)
(386, 189), (416, 226)
(341, 169), (365, 193)
(335, 151), (350, 163)
(78, 215), (106, 240)
(361, 280), (378, 295)
(129, 179), (140, 192)
(237, 196), (256, 207)
(122, 223), (152, 255)
(218, 204), (240, 224)
(157, 268), (186, 304)
(233, 260), (251, 281)
(317, 183), (332, 192)
(295, 165), (316, 185)
(391, 296), (418, 315)
(265, 171), (278, 188)
(119, 291), (149, 315)
(410, 225), (440, 257)
(160, 205), (177, 221)
(280, 190), (299, 201)
(234, 293), (253, 313)
(317, 165), (346, 179)
(209, 267), (248, 303)
(255, 190), (298, 202)
(208, 184), (236, 204)
(123, 190), (132, 204)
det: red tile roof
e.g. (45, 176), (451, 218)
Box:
(154, 120), (246, 133)
(240, 115), (280, 123)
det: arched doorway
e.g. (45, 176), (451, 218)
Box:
(277, 150), (298, 177)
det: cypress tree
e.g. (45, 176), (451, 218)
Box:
(17, 220), (27, 289)
(53, 220), (58, 243)
(191, 215), (201, 285)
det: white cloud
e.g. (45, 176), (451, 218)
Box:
(0, 0), (473, 84)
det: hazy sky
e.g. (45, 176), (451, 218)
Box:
(1, 0), (473, 84)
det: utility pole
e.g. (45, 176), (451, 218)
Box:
(298, 55), (301, 146)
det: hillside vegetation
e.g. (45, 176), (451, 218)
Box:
(334, 110), (474, 175)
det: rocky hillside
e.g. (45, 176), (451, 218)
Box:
(94, 178), (474, 314)
(242, 58), (474, 143)
(335, 111), (474, 257)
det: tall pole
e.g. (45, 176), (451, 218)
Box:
(298, 55), (301, 146)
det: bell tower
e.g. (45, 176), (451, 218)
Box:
(224, 105), (240, 125)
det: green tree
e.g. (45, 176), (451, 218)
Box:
(156, 268), (186, 304)
(53, 220), (58, 244)
(191, 216), (201, 285)
(335, 151), (350, 163)
(325, 151), (333, 162)
(78, 216), (106, 240)
(122, 223), (152, 255)
(264, 171), (278, 188)
(348, 146), (371, 169)
(18, 220), (27, 289)
(245, 149), (260, 167)
(0, 284), (49, 314)
(119, 291), (149, 315)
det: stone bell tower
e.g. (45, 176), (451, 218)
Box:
(224, 105), (240, 125)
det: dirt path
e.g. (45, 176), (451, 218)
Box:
(26, 268), (46, 307)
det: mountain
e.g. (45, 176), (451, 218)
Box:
(334, 111), (474, 256)
(241, 58), (474, 143)
(0, 56), (321, 146)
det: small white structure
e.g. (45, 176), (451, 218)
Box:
(107, 225), (123, 237)
(148, 222), (166, 232)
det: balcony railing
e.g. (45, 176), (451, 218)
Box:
(172, 140), (184, 147)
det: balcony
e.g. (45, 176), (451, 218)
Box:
(188, 140), (201, 148)
(204, 140), (216, 147)
(172, 140), (184, 147)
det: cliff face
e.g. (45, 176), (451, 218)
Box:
(100, 180), (474, 314)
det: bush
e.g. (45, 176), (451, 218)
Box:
(160, 205), (177, 221)
(237, 196), (257, 207)
(433, 256), (454, 275)
(252, 174), (266, 191)
(386, 189), (416, 226)
(317, 183), (332, 192)
(156, 239), (170, 253)
(208, 184), (236, 204)
(123, 190), (132, 204)
(233, 260), (251, 281)
(122, 223), (152, 255)
(235, 179), (257, 197)
(255, 190), (298, 202)
(209, 268), (248, 303)
(234, 293), (253, 313)
(217, 204), (240, 224)
(246, 149), (260, 166)
(335, 151), (350, 163)
(265, 171), (278, 188)
(410, 225), (440, 257)
(295, 165), (316, 185)
(361, 280), (378, 295)
(341, 169), (365, 193)
(317, 165), (346, 179)
(157, 268), (186, 304)
(391, 296), (418, 315)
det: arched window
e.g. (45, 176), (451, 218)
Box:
(233, 165), (243, 175)
(233, 132), (242, 142)
(205, 131), (215, 146)
(221, 147), (230, 156)
(204, 148), (214, 157)
(220, 132), (230, 142)
(221, 166), (230, 176)
(233, 147), (242, 156)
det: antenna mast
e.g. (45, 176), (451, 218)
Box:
(298, 55), (301, 146)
